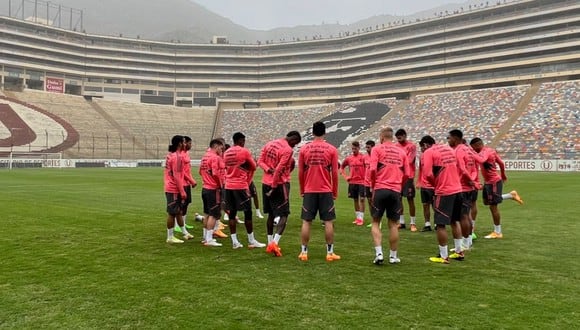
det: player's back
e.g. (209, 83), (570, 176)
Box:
(299, 140), (337, 193)
(224, 145), (255, 189)
(372, 142), (408, 191)
(425, 144), (461, 195)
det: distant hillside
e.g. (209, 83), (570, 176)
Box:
(0, 0), (493, 44)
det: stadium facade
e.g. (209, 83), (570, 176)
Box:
(0, 0), (578, 110)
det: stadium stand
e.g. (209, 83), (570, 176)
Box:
(349, 86), (530, 152)
(4, 90), (118, 158)
(497, 80), (579, 159)
(94, 99), (216, 159)
(218, 98), (397, 157)
(3, 91), (215, 159)
(0, 0), (578, 161)
(218, 105), (331, 157)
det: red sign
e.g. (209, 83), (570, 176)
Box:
(45, 77), (64, 93)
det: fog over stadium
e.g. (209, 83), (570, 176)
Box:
(192, 0), (461, 30)
(0, 0), (489, 43)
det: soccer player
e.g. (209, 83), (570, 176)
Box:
(164, 135), (194, 243)
(417, 136), (435, 232)
(395, 129), (418, 231)
(470, 138), (523, 239)
(363, 140), (376, 228)
(174, 136), (197, 234)
(199, 138), (226, 247)
(369, 128), (410, 265)
(223, 132), (266, 249)
(298, 121), (340, 262)
(421, 135), (465, 264)
(448, 130), (478, 250)
(340, 141), (367, 226)
(257, 131), (302, 257)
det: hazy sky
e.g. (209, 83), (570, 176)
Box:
(192, 0), (459, 30)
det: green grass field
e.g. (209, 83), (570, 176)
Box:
(0, 168), (579, 329)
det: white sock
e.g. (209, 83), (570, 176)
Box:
(327, 244), (334, 254)
(462, 237), (469, 248)
(410, 217), (416, 225)
(471, 220), (475, 232)
(224, 213), (229, 221)
(183, 215), (187, 225)
(467, 235), (473, 247)
(231, 233), (239, 244)
(248, 232), (255, 242)
(181, 226), (189, 235)
(389, 250), (397, 259)
(206, 230), (214, 242)
(267, 235), (273, 244)
(399, 215), (405, 224)
(273, 234), (281, 244)
(301, 245), (308, 253)
(174, 219), (178, 228)
(502, 193), (512, 200)
(494, 225), (502, 234)
(439, 245), (448, 259)
(355, 211), (359, 219)
(375, 246), (383, 256)
(213, 220), (220, 231)
(167, 228), (174, 240)
(202, 228), (207, 239)
(424, 221), (431, 227)
(454, 239), (462, 253)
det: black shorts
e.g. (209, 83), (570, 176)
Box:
(371, 189), (402, 220)
(420, 188), (435, 204)
(401, 179), (416, 198)
(468, 189), (478, 203)
(433, 193), (463, 225)
(183, 185), (192, 204)
(483, 181), (503, 206)
(165, 192), (184, 216)
(365, 186), (372, 199)
(202, 188), (222, 219)
(460, 191), (472, 216)
(225, 188), (252, 213)
(348, 183), (366, 199)
(181, 185), (192, 215)
(262, 183), (291, 217)
(301, 192), (335, 221)
(249, 181), (258, 197)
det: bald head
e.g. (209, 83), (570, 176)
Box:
(380, 127), (394, 142)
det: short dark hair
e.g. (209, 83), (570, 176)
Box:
(209, 138), (224, 148)
(395, 129), (407, 137)
(365, 140), (375, 147)
(232, 132), (245, 144)
(448, 129), (463, 139)
(168, 135), (183, 152)
(419, 135), (435, 146)
(470, 137), (483, 145)
(286, 130), (302, 142)
(351, 141), (360, 148)
(183, 136), (192, 142)
(312, 121), (326, 137)
(224, 143), (231, 151)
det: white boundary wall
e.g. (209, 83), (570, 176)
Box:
(0, 158), (577, 171)
(0, 158), (200, 168)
